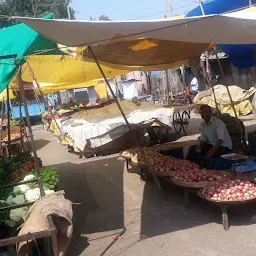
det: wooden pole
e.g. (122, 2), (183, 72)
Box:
(114, 78), (119, 100)
(6, 87), (11, 149)
(165, 70), (170, 105)
(88, 46), (132, 130)
(17, 66), (45, 197)
(203, 55), (220, 112)
(180, 66), (188, 102)
(0, 97), (5, 155)
(213, 47), (239, 118)
(88, 46), (152, 181)
(146, 72), (152, 95)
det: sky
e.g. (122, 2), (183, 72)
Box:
(70, 0), (199, 21)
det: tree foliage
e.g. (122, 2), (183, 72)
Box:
(0, 0), (76, 28)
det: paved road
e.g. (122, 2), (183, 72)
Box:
(34, 127), (256, 256)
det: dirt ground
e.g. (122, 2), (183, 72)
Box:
(33, 124), (256, 256)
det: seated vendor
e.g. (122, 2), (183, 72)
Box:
(186, 105), (232, 167)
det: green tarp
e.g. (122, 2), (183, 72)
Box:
(0, 15), (62, 93)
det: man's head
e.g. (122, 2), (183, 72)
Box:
(200, 105), (212, 123)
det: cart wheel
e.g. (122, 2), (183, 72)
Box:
(182, 111), (191, 135)
(173, 112), (182, 134)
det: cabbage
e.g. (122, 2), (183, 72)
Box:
(25, 188), (41, 202)
(6, 195), (14, 205)
(12, 195), (26, 205)
(10, 207), (28, 222)
(13, 185), (30, 195)
(23, 174), (36, 182)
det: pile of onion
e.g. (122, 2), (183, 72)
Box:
(145, 150), (199, 176)
(201, 179), (256, 201)
(169, 168), (225, 183)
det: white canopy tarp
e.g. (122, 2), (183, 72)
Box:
(15, 9), (256, 47)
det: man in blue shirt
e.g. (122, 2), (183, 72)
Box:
(186, 105), (232, 165)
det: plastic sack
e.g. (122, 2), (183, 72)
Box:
(232, 158), (256, 174)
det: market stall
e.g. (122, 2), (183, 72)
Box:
(43, 100), (173, 156)
(14, 6), (256, 235)
(120, 142), (255, 230)
(0, 18), (74, 255)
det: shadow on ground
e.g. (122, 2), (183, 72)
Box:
(141, 179), (256, 238)
(45, 155), (256, 256)
(35, 139), (51, 151)
(46, 157), (124, 256)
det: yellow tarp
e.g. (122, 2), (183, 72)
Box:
(194, 85), (256, 117)
(0, 89), (16, 101)
(95, 82), (108, 99)
(49, 119), (81, 152)
(9, 55), (128, 93)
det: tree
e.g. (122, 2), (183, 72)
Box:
(0, 0), (76, 28)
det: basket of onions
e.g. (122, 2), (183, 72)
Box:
(169, 168), (230, 188)
(199, 179), (256, 204)
(146, 150), (199, 178)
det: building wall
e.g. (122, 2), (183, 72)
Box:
(208, 58), (256, 90)
(114, 71), (149, 96)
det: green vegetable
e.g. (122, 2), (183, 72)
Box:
(10, 120), (20, 126)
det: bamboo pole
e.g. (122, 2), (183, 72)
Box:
(88, 46), (132, 130)
(114, 78), (119, 100)
(213, 47), (239, 119)
(203, 54), (220, 112)
(6, 87), (11, 149)
(38, 87), (63, 135)
(17, 66), (45, 197)
(26, 60), (63, 135)
(0, 97), (5, 155)
(88, 46), (152, 181)
(165, 70), (170, 105)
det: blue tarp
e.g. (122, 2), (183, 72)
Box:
(12, 104), (45, 119)
(186, 0), (256, 69)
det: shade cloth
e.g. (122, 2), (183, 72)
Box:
(0, 14), (62, 93)
(8, 55), (128, 94)
(15, 10), (256, 70)
(15, 11), (256, 46)
(187, 4), (256, 69)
